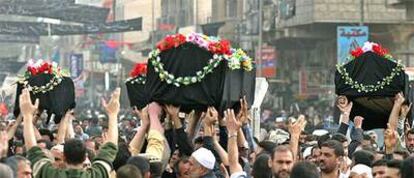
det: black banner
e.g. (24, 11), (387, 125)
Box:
(0, 17), (142, 36)
(0, 1), (109, 24)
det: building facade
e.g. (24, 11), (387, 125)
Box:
(262, 0), (414, 110)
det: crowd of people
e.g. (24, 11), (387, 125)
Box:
(0, 87), (413, 178)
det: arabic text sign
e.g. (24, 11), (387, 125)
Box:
(337, 26), (368, 64)
(256, 46), (277, 78)
(70, 53), (83, 79)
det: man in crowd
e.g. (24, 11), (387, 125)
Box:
(20, 88), (120, 178)
(188, 148), (216, 178)
(5, 155), (32, 178)
(269, 145), (294, 178)
(319, 140), (345, 178)
(405, 129), (414, 154)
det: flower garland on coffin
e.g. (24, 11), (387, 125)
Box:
(336, 42), (404, 93)
(144, 32), (256, 112)
(14, 60), (75, 124)
(149, 33), (254, 87)
(125, 63), (148, 109)
(335, 42), (409, 129)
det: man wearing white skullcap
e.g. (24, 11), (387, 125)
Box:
(188, 147), (217, 178)
(349, 164), (373, 178)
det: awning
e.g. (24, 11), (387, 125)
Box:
(0, 0), (110, 24)
(0, 18), (142, 36)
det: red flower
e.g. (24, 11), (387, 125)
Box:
(351, 47), (364, 58)
(219, 40), (231, 55)
(208, 40), (232, 55)
(156, 34), (186, 51)
(27, 62), (54, 76)
(28, 66), (37, 75)
(38, 63), (52, 74)
(372, 44), (388, 57)
(173, 34), (186, 47)
(130, 63), (147, 78)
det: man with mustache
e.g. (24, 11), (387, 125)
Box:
(405, 129), (414, 154)
(269, 145), (294, 178)
(319, 140), (345, 178)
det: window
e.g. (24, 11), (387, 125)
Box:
(226, 0), (238, 18)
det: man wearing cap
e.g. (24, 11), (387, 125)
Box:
(349, 164), (373, 178)
(188, 147), (216, 178)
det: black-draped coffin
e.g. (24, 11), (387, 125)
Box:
(335, 51), (410, 130)
(14, 74), (76, 124)
(144, 42), (255, 113)
(125, 78), (147, 110)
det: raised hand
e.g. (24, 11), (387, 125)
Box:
(337, 96), (352, 114)
(400, 103), (411, 118)
(225, 109), (241, 135)
(288, 115), (307, 137)
(237, 96), (251, 125)
(0, 131), (8, 158)
(165, 105), (180, 120)
(204, 107), (218, 126)
(134, 106), (149, 127)
(148, 102), (163, 116)
(19, 88), (39, 117)
(102, 88), (120, 117)
(354, 116), (364, 129)
(394, 92), (405, 106)
(384, 123), (398, 153)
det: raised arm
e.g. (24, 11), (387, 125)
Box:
(129, 106), (150, 156)
(225, 109), (243, 174)
(166, 105), (194, 156)
(187, 111), (201, 141)
(349, 116), (364, 157)
(398, 103), (411, 135)
(65, 111), (75, 139)
(0, 131), (8, 159)
(213, 127), (229, 166)
(388, 92), (405, 131)
(288, 115), (307, 161)
(7, 114), (22, 140)
(237, 97), (252, 149)
(384, 123), (398, 160)
(19, 88), (39, 149)
(102, 88), (121, 145)
(336, 96), (352, 135)
(55, 111), (72, 144)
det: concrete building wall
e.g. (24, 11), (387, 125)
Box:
(195, 0), (213, 24)
(278, 0), (406, 28)
(122, 0), (162, 43)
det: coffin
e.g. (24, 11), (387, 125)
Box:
(142, 34), (255, 113)
(14, 73), (75, 124)
(335, 50), (410, 129)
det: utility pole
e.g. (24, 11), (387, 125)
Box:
(194, 0), (198, 32)
(151, 0), (155, 47)
(360, 0), (364, 26)
(257, 0), (263, 77)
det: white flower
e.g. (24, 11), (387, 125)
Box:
(35, 59), (43, 67)
(27, 59), (35, 67)
(362, 42), (378, 53)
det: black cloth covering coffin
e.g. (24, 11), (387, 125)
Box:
(335, 51), (410, 130)
(14, 74), (76, 124)
(125, 78), (147, 110)
(144, 42), (255, 113)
